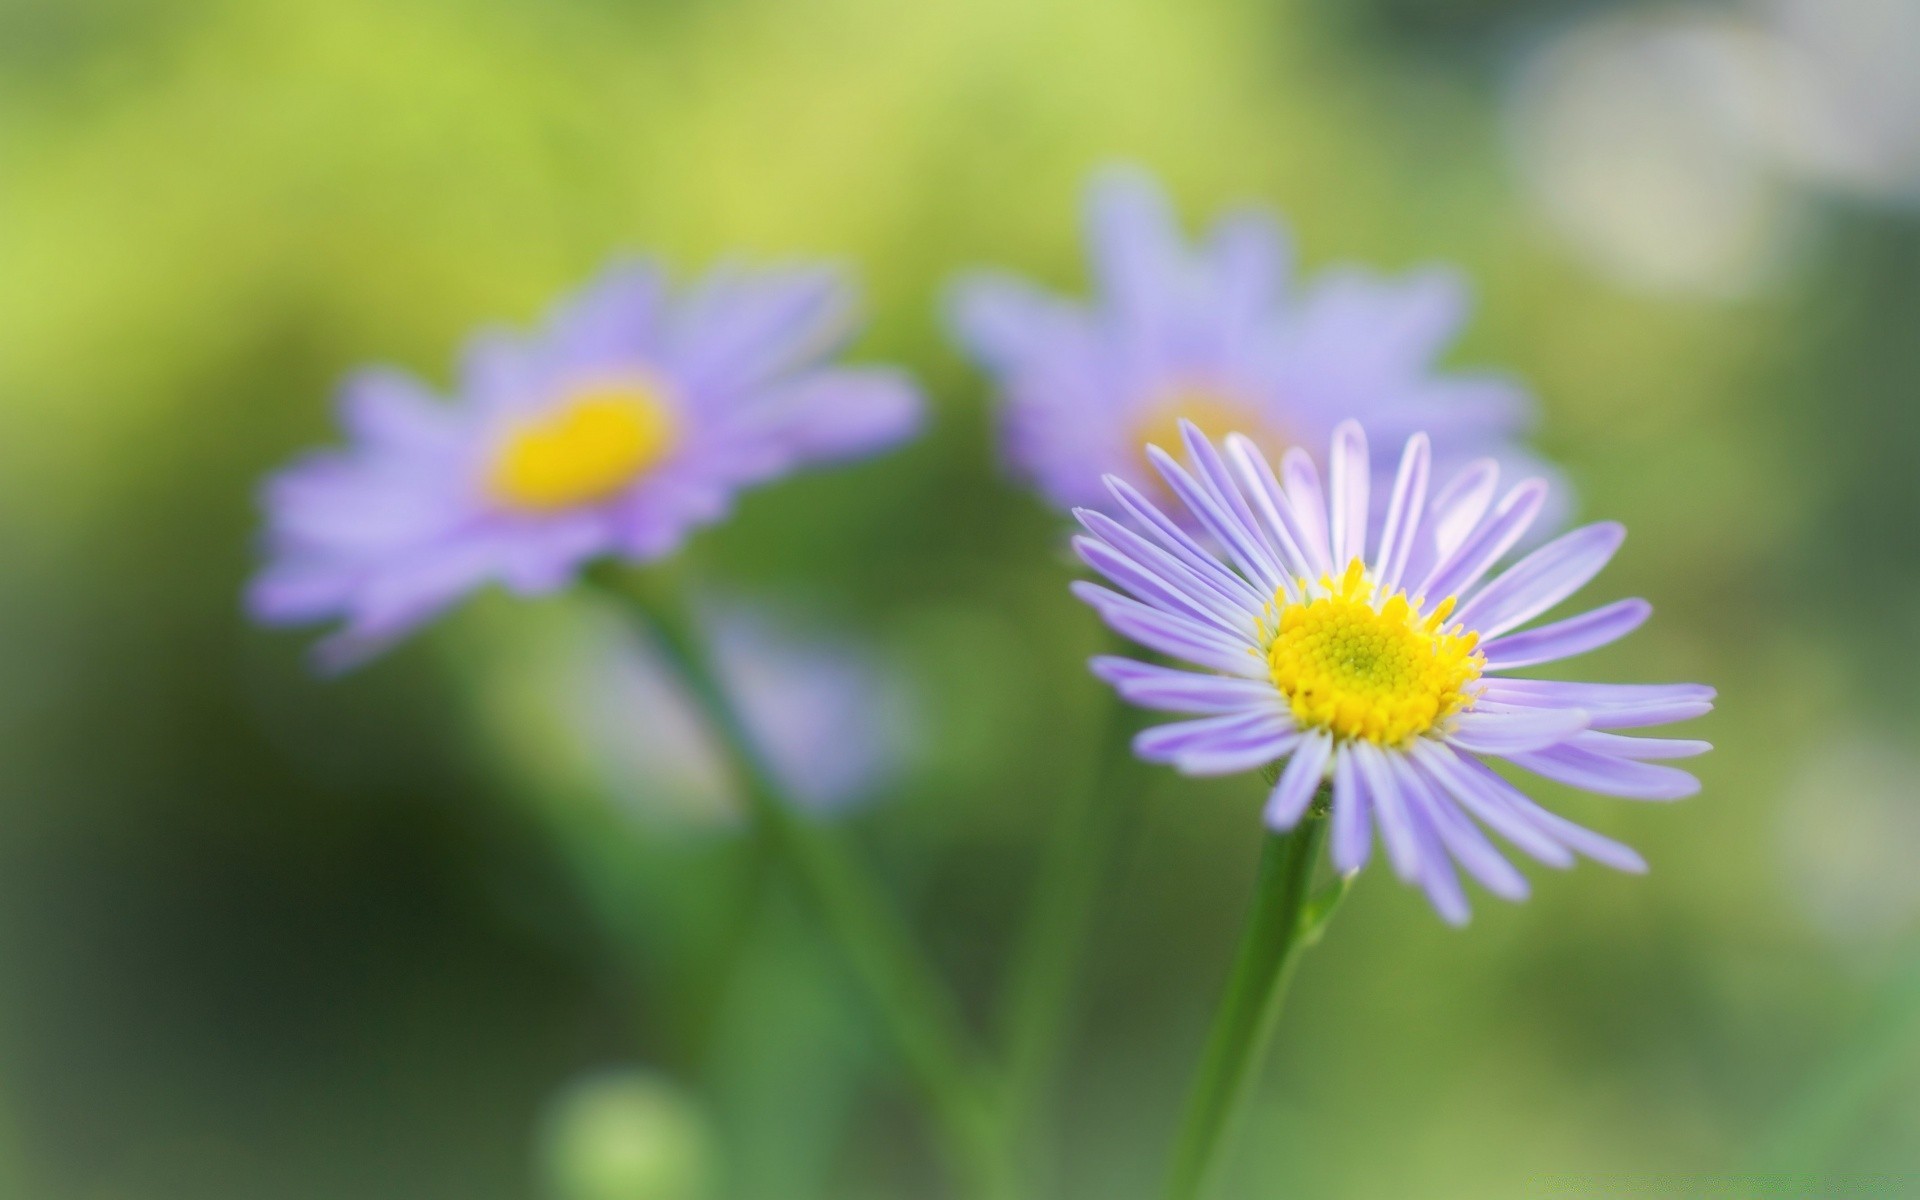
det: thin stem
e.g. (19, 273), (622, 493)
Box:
(1162, 794), (1338, 1200)
(594, 568), (1011, 1200)
(997, 686), (1146, 1190)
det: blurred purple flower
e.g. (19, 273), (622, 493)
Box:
(1074, 420), (1711, 924)
(948, 166), (1558, 522)
(572, 600), (917, 824)
(249, 260), (923, 668)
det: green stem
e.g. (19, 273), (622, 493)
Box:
(1162, 795), (1338, 1200)
(595, 569), (1011, 1200)
(997, 687), (1145, 1190)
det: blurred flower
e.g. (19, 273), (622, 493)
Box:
(539, 1069), (716, 1200)
(247, 260), (923, 668)
(1073, 421), (1712, 923)
(565, 599), (918, 827)
(1507, 11), (1807, 297)
(1758, 0), (1920, 203)
(947, 166), (1553, 522)
(1506, 2), (1920, 298)
(1779, 731), (1920, 954)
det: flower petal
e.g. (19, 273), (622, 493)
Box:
(1480, 599), (1651, 670)
(1506, 743), (1701, 801)
(1417, 478), (1548, 603)
(1408, 741), (1576, 869)
(1568, 730), (1713, 760)
(1135, 711), (1298, 776)
(1327, 420), (1371, 570)
(1457, 522), (1626, 638)
(1264, 731), (1334, 830)
(1371, 433), (1431, 594)
(1071, 582), (1266, 677)
(1391, 755), (1529, 901)
(1329, 748), (1374, 873)
(1090, 657), (1280, 714)
(1448, 706), (1589, 754)
(1352, 741), (1420, 883)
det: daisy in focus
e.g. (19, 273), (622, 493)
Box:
(949, 166), (1556, 520)
(1074, 420), (1712, 923)
(249, 260), (923, 668)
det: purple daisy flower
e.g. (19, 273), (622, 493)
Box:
(948, 166), (1557, 521)
(248, 260), (923, 668)
(1073, 420), (1712, 924)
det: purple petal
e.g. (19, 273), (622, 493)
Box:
(1457, 522), (1626, 638)
(1417, 478), (1548, 604)
(670, 264), (857, 394)
(338, 369), (461, 453)
(1408, 741), (1576, 869)
(1222, 435), (1320, 585)
(1205, 208), (1291, 332)
(545, 260), (667, 366)
(1103, 477), (1272, 612)
(1090, 657), (1280, 714)
(1426, 459), (1500, 560)
(1085, 166), (1186, 334)
(1329, 748), (1373, 873)
(1480, 599), (1651, 670)
(1179, 423), (1290, 586)
(1073, 536), (1251, 639)
(1516, 806), (1649, 873)
(1076, 507), (1267, 627)
(1071, 582), (1266, 678)
(726, 367), (923, 463)
(1480, 680), (1715, 730)
(1264, 732), (1333, 830)
(1327, 420), (1371, 570)
(1135, 711), (1297, 776)
(1147, 442), (1285, 594)
(1506, 743), (1701, 801)
(1569, 731), (1713, 760)
(1404, 797), (1472, 926)
(1371, 433), (1431, 594)
(1448, 706), (1588, 754)
(1391, 756), (1529, 901)
(945, 272), (1067, 367)
(1352, 742), (1420, 883)
(1279, 448), (1335, 577)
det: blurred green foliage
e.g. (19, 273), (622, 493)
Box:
(0, 0), (1917, 1197)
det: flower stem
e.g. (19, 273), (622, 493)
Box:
(1162, 794), (1338, 1200)
(594, 568), (1011, 1200)
(997, 686), (1146, 1190)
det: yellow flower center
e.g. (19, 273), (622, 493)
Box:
(1131, 387), (1284, 476)
(1266, 560), (1483, 747)
(488, 381), (678, 512)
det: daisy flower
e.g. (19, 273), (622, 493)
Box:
(948, 166), (1557, 521)
(248, 260), (923, 668)
(1073, 420), (1712, 923)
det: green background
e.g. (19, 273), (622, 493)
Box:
(1, 0), (1916, 1196)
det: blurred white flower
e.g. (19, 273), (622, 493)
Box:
(1505, 0), (1920, 297)
(1507, 12), (1804, 297)
(1779, 732), (1920, 953)
(1758, 0), (1920, 202)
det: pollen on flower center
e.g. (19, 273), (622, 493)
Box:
(1266, 560), (1483, 747)
(1131, 387), (1283, 472)
(488, 381), (678, 512)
